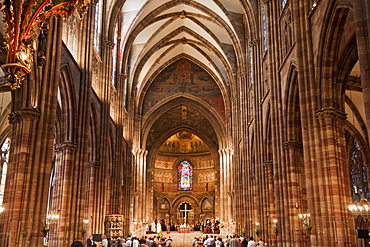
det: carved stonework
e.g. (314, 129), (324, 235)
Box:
(104, 40), (115, 50)
(282, 140), (303, 150)
(9, 108), (41, 124)
(88, 160), (99, 168)
(249, 39), (260, 47)
(316, 108), (347, 121)
(104, 214), (124, 240)
(281, 6), (293, 56)
(263, 160), (273, 171)
(118, 73), (127, 82)
(54, 141), (78, 152)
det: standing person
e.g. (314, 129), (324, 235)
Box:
(115, 238), (124, 247)
(87, 236), (93, 247)
(215, 238), (223, 247)
(102, 236), (108, 247)
(165, 237), (172, 246)
(247, 237), (256, 247)
(229, 235), (238, 247)
(257, 239), (264, 246)
(71, 241), (84, 247)
(132, 237), (139, 247)
(223, 236), (230, 247)
(125, 237), (132, 247)
(241, 238), (247, 247)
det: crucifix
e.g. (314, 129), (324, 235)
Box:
(179, 203), (191, 224)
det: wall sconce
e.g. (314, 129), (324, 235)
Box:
(0, 206), (4, 213)
(255, 222), (260, 236)
(80, 219), (89, 236)
(272, 219), (278, 234)
(298, 214), (312, 232)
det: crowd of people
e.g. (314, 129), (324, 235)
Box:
(192, 235), (266, 247)
(82, 235), (173, 247)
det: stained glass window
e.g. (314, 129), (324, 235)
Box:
(262, 2), (267, 51)
(350, 139), (369, 202)
(93, 0), (103, 51)
(282, 0), (287, 8)
(112, 23), (118, 86)
(178, 161), (193, 191)
(0, 137), (10, 206)
(249, 47), (253, 84)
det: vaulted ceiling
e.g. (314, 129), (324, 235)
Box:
(114, 0), (252, 99)
(111, 0), (255, 151)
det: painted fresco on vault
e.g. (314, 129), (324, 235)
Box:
(143, 59), (226, 122)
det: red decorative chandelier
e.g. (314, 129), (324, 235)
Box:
(0, 0), (90, 89)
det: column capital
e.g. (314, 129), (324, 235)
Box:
(316, 108), (347, 121)
(282, 140), (302, 150)
(9, 108), (41, 124)
(118, 73), (127, 80)
(54, 141), (78, 152)
(218, 148), (234, 156)
(104, 40), (115, 49)
(88, 160), (100, 168)
(263, 160), (273, 170)
(249, 39), (260, 47)
(132, 148), (148, 157)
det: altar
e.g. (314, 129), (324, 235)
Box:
(178, 226), (191, 233)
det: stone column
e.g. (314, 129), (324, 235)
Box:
(263, 161), (277, 247)
(132, 148), (148, 228)
(218, 148), (234, 230)
(282, 141), (304, 246)
(1, 108), (40, 247)
(48, 141), (78, 247)
(353, 0), (370, 140)
(0, 16), (63, 247)
(315, 108), (355, 246)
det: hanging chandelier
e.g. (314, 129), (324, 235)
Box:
(0, 0), (90, 90)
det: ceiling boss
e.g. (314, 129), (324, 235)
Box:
(0, 0), (90, 89)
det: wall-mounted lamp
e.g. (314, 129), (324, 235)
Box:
(272, 219), (278, 234)
(298, 214), (312, 232)
(255, 222), (260, 236)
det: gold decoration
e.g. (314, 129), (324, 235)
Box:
(0, 0), (91, 89)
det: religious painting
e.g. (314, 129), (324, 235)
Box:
(178, 161), (193, 191)
(143, 59), (226, 123)
(198, 172), (216, 182)
(202, 198), (213, 210)
(154, 172), (173, 183)
(155, 159), (172, 169)
(160, 198), (170, 210)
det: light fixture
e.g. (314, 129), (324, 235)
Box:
(1, 0), (91, 89)
(272, 219), (278, 234)
(255, 222), (260, 236)
(0, 206), (4, 213)
(298, 213), (312, 232)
